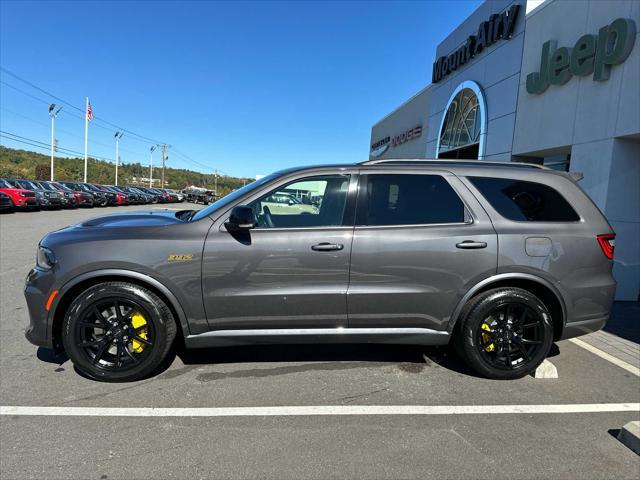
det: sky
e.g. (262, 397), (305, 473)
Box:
(0, 0), (482, 179)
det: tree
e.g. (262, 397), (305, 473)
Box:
(34, 164), (49, 180)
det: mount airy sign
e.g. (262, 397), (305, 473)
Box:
(526, 18), (636, 94)
(432, 4), (520, 84)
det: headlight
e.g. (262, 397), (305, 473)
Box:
(36, 246), (56, 270)
(19, 192), (28, 197)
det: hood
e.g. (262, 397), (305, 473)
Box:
(79, 209), (185, 228)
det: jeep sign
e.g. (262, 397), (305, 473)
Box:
(526, 18), (637, 94)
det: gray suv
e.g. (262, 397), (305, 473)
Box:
(24, 160), (616, 381)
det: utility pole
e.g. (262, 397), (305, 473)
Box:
(214, 170), (218, 197)
(149, 145), (156, 187)
(114, 131), (124, 185)
(48, 104), (62, 181)
(161, 144), (167, 187)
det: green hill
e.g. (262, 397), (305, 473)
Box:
(0, 145), (252, 195)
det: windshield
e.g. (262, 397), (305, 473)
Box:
(53, 182), (72, 192)
(190, 173), (279, 222)
(38, 182), (56, 191)
(0, 179), (14, 189)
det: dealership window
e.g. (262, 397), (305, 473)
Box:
(437, 81), (486, 160)
(469, 177), (580, 222)
(357, 174), (466, 226)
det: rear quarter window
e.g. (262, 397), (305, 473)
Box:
(468, 177), (580, 222)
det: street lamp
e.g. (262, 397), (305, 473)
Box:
(114, 131), (124, 185)
(48, 103), (63, 181)
(149, 145), (156, 187)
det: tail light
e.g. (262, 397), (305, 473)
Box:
(597, 234), (615, 259)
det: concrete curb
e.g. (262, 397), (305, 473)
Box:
(617, 421), (640, 455)
(532, 359), (558, 379)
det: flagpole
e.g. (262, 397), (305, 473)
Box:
(84, 97), (89, 182)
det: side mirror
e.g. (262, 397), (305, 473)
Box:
(225, 205), (256, 231)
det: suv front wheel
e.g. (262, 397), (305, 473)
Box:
(62, 282), (176, 382)
(455, 287), (553, 380)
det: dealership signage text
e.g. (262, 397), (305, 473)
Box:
(370, 125), (422, 157)
(526, 18), (636, 94)
(432, 4), (520, 83)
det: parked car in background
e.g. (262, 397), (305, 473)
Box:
(129, 187), (155, 204)
(9, 178), (62, 209)
(0, 191), (14, 212)
(165, 189), (184, 202)
(0, 178), (39, 210)
(61, 182), (107, 207)
(135, 187), (161, 203)
(33, 181), (78, 209)
(51, 182), (94, 208)
(84, 183), (118, 206)
(99, 185), (129, 205)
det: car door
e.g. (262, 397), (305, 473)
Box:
(347, 169), (497, 331)
(202, 172), (357, 330)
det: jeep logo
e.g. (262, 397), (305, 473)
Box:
(526, 18), (636, 94)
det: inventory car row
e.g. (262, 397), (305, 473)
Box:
(0, 178), (183, 212)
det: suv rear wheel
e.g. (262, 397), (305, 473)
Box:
(455, 287), (553, 380)
(62, 282), (176, 382)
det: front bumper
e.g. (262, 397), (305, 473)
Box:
(24, 267), (56, 349)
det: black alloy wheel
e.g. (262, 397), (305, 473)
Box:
(62, 282), (176, 381)
(455, 287), (553, 380)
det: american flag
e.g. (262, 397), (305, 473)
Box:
(86, 101), (93, 122)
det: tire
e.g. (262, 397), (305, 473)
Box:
(454, 287), (553, 380)
(62, 281), (177, 382)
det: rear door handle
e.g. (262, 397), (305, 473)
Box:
(311, 243), (344, 252)
(456, 240), (487, 249)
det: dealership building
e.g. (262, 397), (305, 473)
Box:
(370, 0), (639, 301)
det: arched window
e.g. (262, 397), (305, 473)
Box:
(437, 81), (486, 159)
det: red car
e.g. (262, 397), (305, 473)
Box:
(93, 184), (129, 205)
(0, 178), (39, 210)
(50, 181), (94, 207)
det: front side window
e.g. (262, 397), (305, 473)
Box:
(250, 175), (350, 228)
(357, 174), (466, 226)
(469, 177), (580, 222)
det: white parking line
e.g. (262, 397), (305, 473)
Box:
(569, 338), (640, 377)
(1, 403), (638, 418)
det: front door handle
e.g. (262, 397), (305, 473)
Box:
(456, 240), (487, 249)
(311, 243), (344, 252)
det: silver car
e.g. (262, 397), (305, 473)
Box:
(24, 160), (616, 381)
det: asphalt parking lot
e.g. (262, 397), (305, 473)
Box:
(1, 205), (639, 479)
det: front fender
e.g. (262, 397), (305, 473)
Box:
(49, 269), (192, 339)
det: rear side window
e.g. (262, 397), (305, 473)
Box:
(358, 174), (466, 226)
(469, 177), (579, 222)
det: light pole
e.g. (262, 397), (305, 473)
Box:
(149, 145), (156, 187)
(114, 131), (124, 185)
(48, 104), (63, 181)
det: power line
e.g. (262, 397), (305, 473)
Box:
(1, 67), (167, 145)
(1, 68), (220, 174)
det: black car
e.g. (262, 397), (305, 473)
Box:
(86, 183), (118, 206)
(0, 191), (14, 212)
(119, 186), (145, 204)
(9, 179), (62, 209)
(61, 182), (106, 207)
(33, 181), (78, 209)
(51, 182), (94, 208)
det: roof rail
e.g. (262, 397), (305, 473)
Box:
(359, 158), (549, 170)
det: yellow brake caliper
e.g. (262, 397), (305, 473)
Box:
(130, 312), (148, 353)
(481, 323), (495, 352)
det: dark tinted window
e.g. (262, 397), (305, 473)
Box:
(469, 177), (579, 222)
(358, 174), (465, 226)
